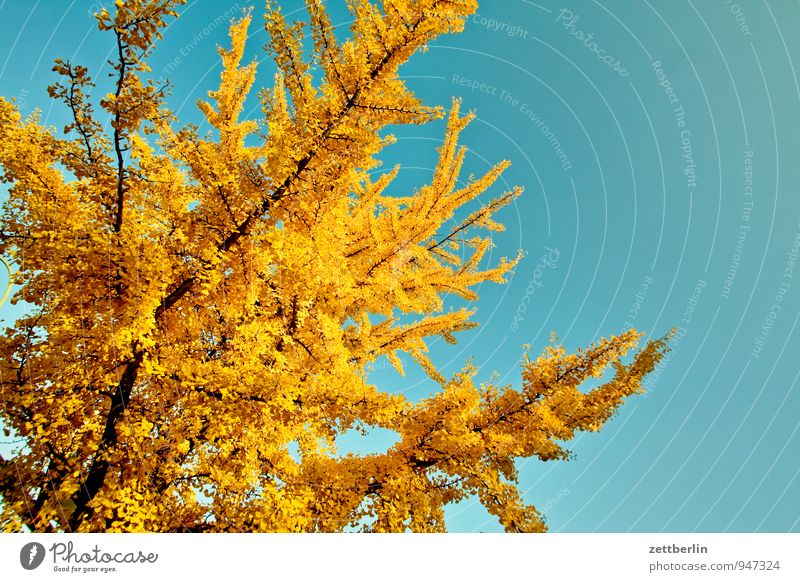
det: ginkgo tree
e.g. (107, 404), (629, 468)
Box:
(0, 0), (669, 532)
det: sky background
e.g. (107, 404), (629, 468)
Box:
(1, 0), (799, 533)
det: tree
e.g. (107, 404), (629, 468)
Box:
(0, 0), (669, 533)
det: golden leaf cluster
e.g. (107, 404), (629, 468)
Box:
(0, 0), (669, 532)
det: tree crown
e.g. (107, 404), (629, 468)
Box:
(0, 0), (669, 532)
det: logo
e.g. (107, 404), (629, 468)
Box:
(20, 542), (46, 570)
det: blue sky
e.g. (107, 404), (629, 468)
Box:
(1, 0), (799, 532)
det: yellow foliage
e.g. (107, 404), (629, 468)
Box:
(0, 0), (669, 533)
